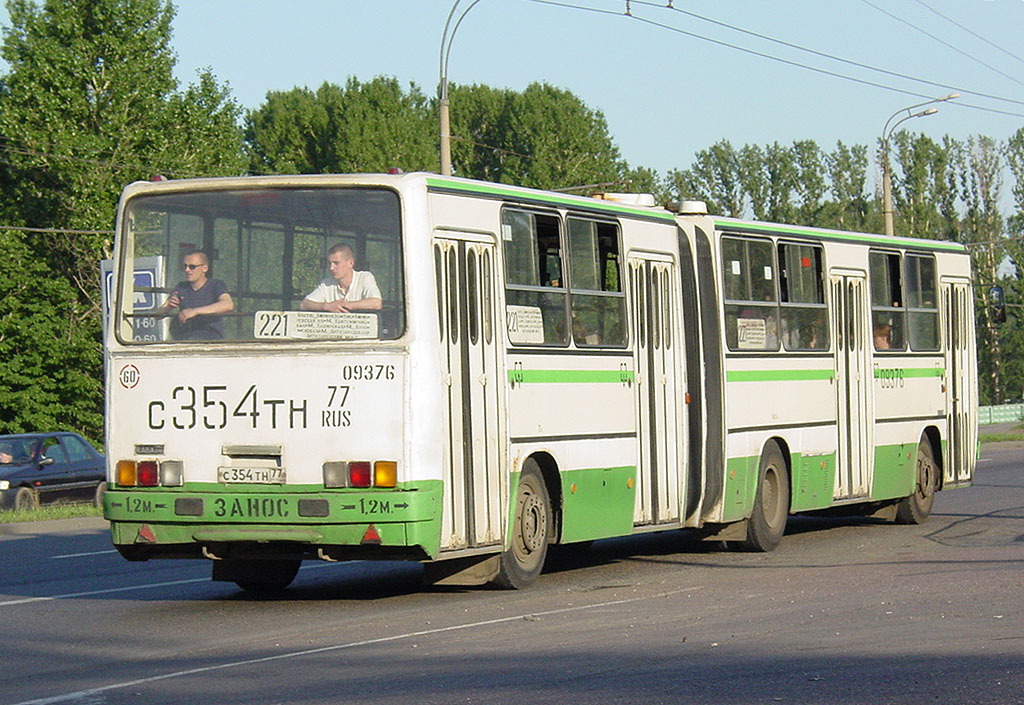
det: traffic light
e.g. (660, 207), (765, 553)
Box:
(989, 286), (1007, 324)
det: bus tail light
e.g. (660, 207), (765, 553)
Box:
(160, 460), (184, 487)
(322, 460), (398, 488)
(323, 461), (349, 488)
(117, 460), (137, 487)
(138, 461), (159, 487)
(374, 461), (397, 488)
(349, 461), (372, 488)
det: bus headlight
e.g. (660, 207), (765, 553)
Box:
(0, 480), (9, 490)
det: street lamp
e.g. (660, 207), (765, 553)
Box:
(880, 93), (958, 236)
(439, 0), (484, 177)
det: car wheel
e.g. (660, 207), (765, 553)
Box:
(14, 487), (38, 511)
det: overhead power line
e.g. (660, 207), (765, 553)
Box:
(640, 0), (1024, 109)
(523, 0), (1024, 119)
(911, 0), (1024, 69)
(860, 0), (1024, 90)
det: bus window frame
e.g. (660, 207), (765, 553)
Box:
(116, 185), (407, 346)
(903, 252), (941, 352)
(500, 206), (569, 348)
(564, 212), (629, 349)
(868, 249), (907, 353)
(720, 233), (781, 353)
(777, 239), (829, 352)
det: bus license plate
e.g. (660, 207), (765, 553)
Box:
(217, 467), (286, 484)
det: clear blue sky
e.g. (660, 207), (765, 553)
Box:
(6, 1), (1024, 184)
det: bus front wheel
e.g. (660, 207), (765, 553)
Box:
(895, 439), (936, 525)
(741, 442), (790, 552)
(493, 460), (551, 589)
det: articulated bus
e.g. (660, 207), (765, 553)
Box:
(103, 172), (977, 591)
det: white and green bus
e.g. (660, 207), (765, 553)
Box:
(104, 172), (977, 591)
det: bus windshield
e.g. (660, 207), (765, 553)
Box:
(118, 187), (405, 344)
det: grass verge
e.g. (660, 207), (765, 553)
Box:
(0, 504), (102, 524)
(980, 432), (1024, 444)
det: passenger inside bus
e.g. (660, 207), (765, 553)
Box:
(159, 249), (234, 340)
(874, 323), (892, 350)
(300, 242), (382, 313)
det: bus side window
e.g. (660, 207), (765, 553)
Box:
(721, 235), (779, 351)
(779, 242), (828, 351)
(905, 254), (939, 351)
(567, 217), (627, 347)
(502, 209), (568, 346)
(869, 250), (906, 351)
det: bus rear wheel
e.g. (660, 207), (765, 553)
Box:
(493, 460), (551, 589)
(896, 439), (936, 525)
(213, 558), (301, 593)
(741, 442), (789, 552)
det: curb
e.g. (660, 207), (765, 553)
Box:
(0, 516), (108, 536)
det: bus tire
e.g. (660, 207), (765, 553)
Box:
(93, 481), (107, 509)
(213, 559), (301, 593)
(493, 460), (551, 589)
(14, 487), (38, 511)
(895, 438), (936, 525)
(742, 442), (789, 552)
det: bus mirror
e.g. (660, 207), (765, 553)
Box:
(989, 286), (1006, 324)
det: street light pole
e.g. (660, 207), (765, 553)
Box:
(439, 0), (484, 177)
(880, 93), (958, 236)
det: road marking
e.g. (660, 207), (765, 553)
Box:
(0, 577), (209, 607)
(52, 549), (118, 560)
(10, 584), (704, 705)
(0, 561), (341, 607)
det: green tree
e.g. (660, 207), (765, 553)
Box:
(888, 132), (949, 239)
(449, 82), (625, 190)
(666, 140), (744, 217)
(823, 141), (871, 232)
(245, 77), (437, 175)
(0, 0), (245, 441)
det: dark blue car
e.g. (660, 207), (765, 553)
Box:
(0, 433), (106, 511)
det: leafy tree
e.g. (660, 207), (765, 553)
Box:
(823, 141), (871, 232)
(792, 139), (826, 225)
(245, 77), (437, 175)
(0, 0), (245, 442)
(888, 132), (949, 239)
(448, 81), (625, 190)
(666, 140), (744, 217)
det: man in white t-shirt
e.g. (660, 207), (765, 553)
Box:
(301, 243), (383, 313)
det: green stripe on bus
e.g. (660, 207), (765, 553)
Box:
(726, 369), (835, 382)
(873, 367), (945, 378)
(426, 177), (676, 222)
(508, 369), (634, 384)
(715, 219), (967, 252)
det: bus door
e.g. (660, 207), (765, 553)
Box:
(434, 234), (504, 550)
(830, 270), (872, 500)
(942, 278), (976, 485)
(629, 255), (683, 525)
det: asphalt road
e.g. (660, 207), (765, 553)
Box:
(0, 444), (1021, 705)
